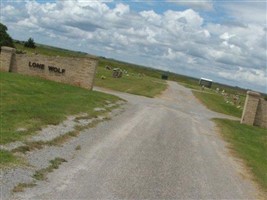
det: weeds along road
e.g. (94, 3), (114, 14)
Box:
(14, 81), (258, 199)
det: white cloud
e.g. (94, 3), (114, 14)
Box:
(220, 32), (235, 41)
(1, 0), (266, 92)
(219, 67), (267, 87)
(221, 2), (267, 26)
(166, 0), (213, 11)
(140, 10), (161, 26)
(163, 9), (204, 28)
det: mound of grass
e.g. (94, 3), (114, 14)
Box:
(0, 72), (120, 166)
(193, 91), (242, 117)
(214, 119), (267, 193)
(33, 157), (67, 181)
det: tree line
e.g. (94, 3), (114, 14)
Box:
(0, 23), (36, 50)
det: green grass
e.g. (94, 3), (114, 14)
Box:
(99, 58), (166, 79)
(0, 150), (20, 168)
(193, 91), (243, 118)
(214, 119), (267, 193)
(95, 59), (167, 97)
(0, 72), (120, 166)
(0, 72), (119, 144)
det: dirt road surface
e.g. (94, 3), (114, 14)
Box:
(13, 81), (258, 199)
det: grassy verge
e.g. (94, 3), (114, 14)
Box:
(0, 72), (120, 166)
(0, 72), (119, 144)
(95, 60), (167, 97)
(214, 119), (267, 194)
(193, 91), (243, 118)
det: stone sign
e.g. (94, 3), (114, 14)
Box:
(0, 46), (98, 90)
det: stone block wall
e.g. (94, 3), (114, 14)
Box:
(241, 91), (267, 129)
(0, 46), (98, 90)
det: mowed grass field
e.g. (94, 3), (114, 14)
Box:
(95, 59), (167, 97)
(0, 72), (120, 167)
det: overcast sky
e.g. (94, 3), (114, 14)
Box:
(1, 0), (266, 93)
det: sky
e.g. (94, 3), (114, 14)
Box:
(1, 0), (267, 93)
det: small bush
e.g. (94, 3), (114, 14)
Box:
(24, 38), (36, 48)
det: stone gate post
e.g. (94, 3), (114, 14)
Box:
(241, 91), (261, 126)
(0, 46), (16, 72)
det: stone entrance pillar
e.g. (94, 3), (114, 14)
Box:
(0, 46), (16, 72)
(241, 91), (260, 126)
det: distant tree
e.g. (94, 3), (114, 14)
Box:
(0, 23), (14, 49)
(24, 37), (36, 48)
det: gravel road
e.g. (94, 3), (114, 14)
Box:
(13, 81), (258, 199)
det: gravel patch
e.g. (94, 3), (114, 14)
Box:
(0, 141), (25, 151)
(94, 107), (106, 112)
(76, 118), (94, 126)
(1, 103), (125, 200)
(1, 167), (34, 200)
(28, 116), (77, 142)
(105, 103), (117, 108)
(16, 128), (28, 132)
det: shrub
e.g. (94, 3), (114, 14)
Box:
(24, 37), (36, 48)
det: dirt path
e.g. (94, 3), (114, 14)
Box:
(12, 81), (258, 199)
